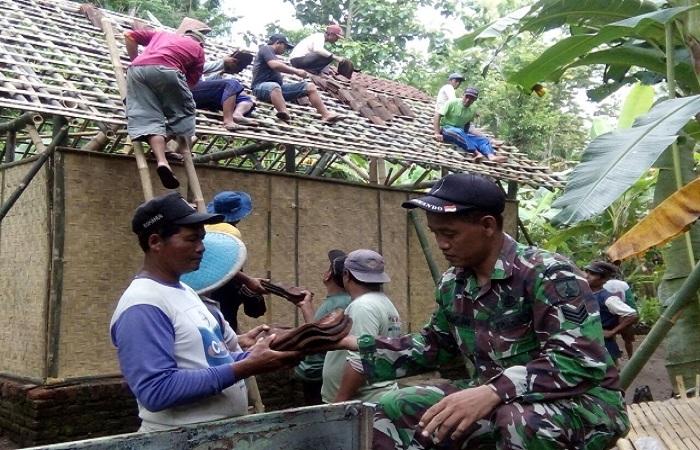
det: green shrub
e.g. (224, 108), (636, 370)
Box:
(638, 298), (661, 326)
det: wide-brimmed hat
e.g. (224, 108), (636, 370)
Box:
(402, 173), (504, 215)
(207, 191), (253, 224)
(180, 231), (248, 294)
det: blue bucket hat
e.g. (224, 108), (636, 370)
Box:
(207, 191), (253, 224)
(448, 73), (464, 81)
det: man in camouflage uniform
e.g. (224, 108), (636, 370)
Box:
(345, 173), (629, 449)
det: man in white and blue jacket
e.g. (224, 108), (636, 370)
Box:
(111, 193), (301, 431)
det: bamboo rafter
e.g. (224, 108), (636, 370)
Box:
(0, 0), (564, 190)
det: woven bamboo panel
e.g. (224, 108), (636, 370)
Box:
(58, 152), (147, 377)
(296, 181), (381, 318)
(407, 211), (447, 332)
(0, 160), (49, 378)
(378, 189), (410, 324)
(616, 397), (700, 450)
(1, 151), (519, 378)
(266, 177), (300, 329)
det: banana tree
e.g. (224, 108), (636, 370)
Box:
(459, 0), (700, 391)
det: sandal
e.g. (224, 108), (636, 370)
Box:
(156, 165), (180, 189)
(164, 151), (184, 162)
(321, 114), (345, 124)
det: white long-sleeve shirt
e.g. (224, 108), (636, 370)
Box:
(289, 33), (332, 59)
(435, 83), (456, 112)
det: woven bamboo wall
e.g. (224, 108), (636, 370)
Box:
(0, 159), (50, 378)
(1, 150), (517, 379)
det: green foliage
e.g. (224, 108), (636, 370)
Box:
(78, 0), (236, 34)
(283, 0), (430, 73)
(638, 297), (661, 326)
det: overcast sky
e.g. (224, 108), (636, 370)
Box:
(223, 0), (467, 50)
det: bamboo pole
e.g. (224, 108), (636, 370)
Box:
(386, 163), (412, 186)
(408, 210), (441, 285)
(101, 17), (153, 201)
(25, 124), (46, 153)
(192, 142), (274, 163)
(0, 126), (68, 223)
(0, 112), (35, 133)
(620, 259), (700, 389)
(180, 145), (205, 211)
(335, 153), (370, 180)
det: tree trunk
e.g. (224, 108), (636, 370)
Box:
(655, 137), (700, 394)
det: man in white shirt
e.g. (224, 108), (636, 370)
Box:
(434, 72), (464, 113)
(584, 260), (638, 367)
(321, 249), (402, 403)
(290, 25), (346, 75)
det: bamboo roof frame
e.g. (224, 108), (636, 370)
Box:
(0, 0), (564, 190)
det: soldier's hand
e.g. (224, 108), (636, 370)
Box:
(418, 384), (501, 444)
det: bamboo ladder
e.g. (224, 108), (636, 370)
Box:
(99, 17), (264, 412)
(100, 17), (205, 211)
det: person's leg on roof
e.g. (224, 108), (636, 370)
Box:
(253, 82), (290, 121)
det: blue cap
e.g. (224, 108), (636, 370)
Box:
(448, 73), (464, 81)
(207, 191), (253, 224)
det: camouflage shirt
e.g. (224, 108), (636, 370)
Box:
(358, 234), (623, 404)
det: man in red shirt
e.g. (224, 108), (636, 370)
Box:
(124, 29), (206, 189)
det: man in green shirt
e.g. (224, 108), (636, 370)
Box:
(433, 87), (508, 163)
(293, 250), (351, 405)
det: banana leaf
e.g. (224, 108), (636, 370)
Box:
(520, 0), (659, 33)
(551, 95), (700, 225)
(455, 6), (531, 49)
(509, 6), (700, 91)
(617, 82), (655, 129)
(607, 178), (700, 261)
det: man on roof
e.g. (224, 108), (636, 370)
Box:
(124, 27), (206, 189)
(433, 87), (508, 163)
(251, 33), (344, 124)
(434, 72), (464, 113)
(289, 25), (347, 75)
(191, 52), (257, 131)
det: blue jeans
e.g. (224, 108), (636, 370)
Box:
(441, 125), (494, 156)
(252, 81), (308, 102)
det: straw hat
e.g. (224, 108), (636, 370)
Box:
(180, 231), (247, 294)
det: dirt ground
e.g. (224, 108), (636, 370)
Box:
(0, 334), (672, 449)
